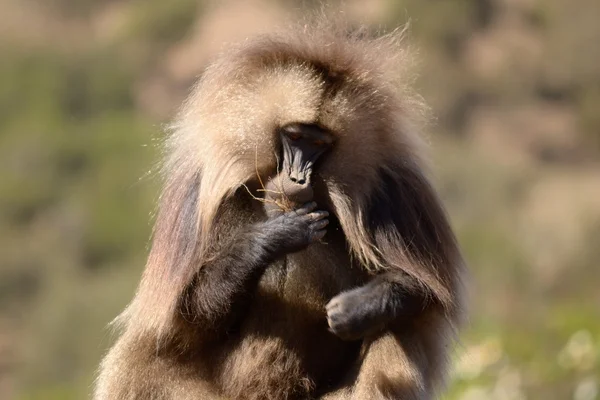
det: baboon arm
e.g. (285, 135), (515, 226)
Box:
(366, 163), (461, 312)
(379, 270), (433, 314)
(181, 202), (328, 333)
(326, 271), (429, 341)
(181, 226), (276, 332)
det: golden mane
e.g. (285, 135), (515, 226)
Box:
(119, 19), (458, 342)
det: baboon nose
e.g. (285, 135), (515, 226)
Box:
(290, 176), (306, 185)
(289, 171), (307, 185)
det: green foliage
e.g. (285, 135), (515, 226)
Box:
(0, 4), (163, 397)
(1, 1), (599, 399)
(578, 84), (600, 149)
(128, 0), (201, 44)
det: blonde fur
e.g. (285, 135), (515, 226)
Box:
(96, 16), (466, 400)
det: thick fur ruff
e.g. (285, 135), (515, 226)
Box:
(95, 17), (466, 400)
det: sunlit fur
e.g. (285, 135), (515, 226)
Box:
(95, 17), (466, 400)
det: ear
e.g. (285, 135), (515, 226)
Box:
(365, 160), (464, 317)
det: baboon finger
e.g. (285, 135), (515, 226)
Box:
(310, 229), (327, 242)
(326, 298), (340, 311)
(295, 202), (317, 215)
(307, 211), (329, 221)
(311, 219), (329, 230)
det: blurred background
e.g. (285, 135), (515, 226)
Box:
(0, 0), (599, 399)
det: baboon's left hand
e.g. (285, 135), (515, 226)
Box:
(326, 283), (393, 341)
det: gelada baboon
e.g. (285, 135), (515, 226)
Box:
(94, 18), (466, 400)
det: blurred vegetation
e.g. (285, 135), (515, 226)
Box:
(0, 0), (598, 399)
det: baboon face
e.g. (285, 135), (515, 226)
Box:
(263, 122), (336, 212)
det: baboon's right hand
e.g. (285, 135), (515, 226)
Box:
(261, 202), (329, 255)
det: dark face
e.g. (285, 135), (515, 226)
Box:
(279, 122), (335, 185)
(263, 123), (335, 210)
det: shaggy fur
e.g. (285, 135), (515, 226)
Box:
(94, 18), (466, 400)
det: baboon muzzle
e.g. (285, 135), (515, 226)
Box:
(264, 171), (314, 212)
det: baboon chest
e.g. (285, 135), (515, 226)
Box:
(227, 235), (365, 381)
(258, 232), (364, 315)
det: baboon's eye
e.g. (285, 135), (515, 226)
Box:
(313, 140), (325, 146)
(288, 132), (302, 141)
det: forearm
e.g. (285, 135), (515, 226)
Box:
(326, 271), (435, 340)
(179, 201), (327, 333)
(182, 225), (276, 330)
(370, 272), (431, 321)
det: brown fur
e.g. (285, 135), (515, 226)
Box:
(95, 17), (466, 400)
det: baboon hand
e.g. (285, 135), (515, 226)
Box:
(326, 284), (392, 341)
(262, 201), (329, 255)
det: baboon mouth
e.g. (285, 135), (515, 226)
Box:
(263, 174), (315, 211)
(266, 178), (314, 203)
